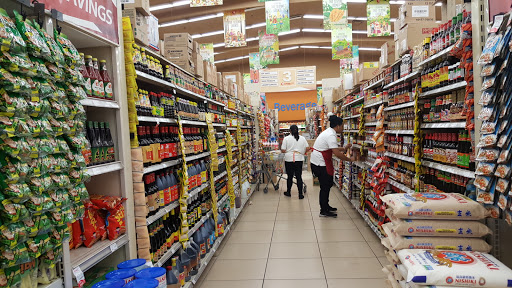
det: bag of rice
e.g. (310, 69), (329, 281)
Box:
(387, 233), (492, 252)
(382, 193), (488, 220)
(390, 219), (492, 237)
(398, 249), (512, 287)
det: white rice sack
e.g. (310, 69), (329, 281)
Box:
(398, 249), (512, 287)
(382, 193), (488, 220)
(382, 237), (401, 264)
(390, 219), (492, 237)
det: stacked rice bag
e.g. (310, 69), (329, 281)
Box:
(0, 8), (90, 286)
(381, 192), (492, 288)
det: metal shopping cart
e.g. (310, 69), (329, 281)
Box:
(257, 150), (307, 194)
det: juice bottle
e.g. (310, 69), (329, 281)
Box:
(100, 60), (113, 100)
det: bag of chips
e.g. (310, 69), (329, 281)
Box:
(0, 242), (30, 268)
(106, 203), (126, 241)
(13, 12), (51, 61)
(0, 8), (26, 55)
(82, 203), (99, 248)
(89, 195), (125, 211)
(71, 220), (83, 249)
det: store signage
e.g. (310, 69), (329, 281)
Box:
(340, 58), (352, 75)
(331, 23), (352, 60)
(200, 43), (215, 63)
(249, 52), (263, 83)
(259, 66), (316, 93)
(260, 93), (267, 114)
(40, 0), (119, 44)
(265, 90), (317, 121)
(190, 0), (222, 7)
(265, 0), (290, 34)
(367, 0), (391, 37)
(224, 9), (247, 47)
(323, 0), (348, 30)
(259, 31), (279, 66)
(274, 102), (316, 111)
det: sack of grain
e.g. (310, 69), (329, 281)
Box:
(390, 219), (492, 237)
(398, 249), (512, 287)
(388, 234), (492, 252)
(382, 193), (488, 220)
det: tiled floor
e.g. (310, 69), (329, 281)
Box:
(195, 172), (387, 288)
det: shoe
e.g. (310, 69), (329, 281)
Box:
(284, 192), (291, 197)
(319, 211), (337, 218)
(299, 194), (304, 199)
(328, 206), (338, 212)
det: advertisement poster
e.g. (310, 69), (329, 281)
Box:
(223, 9), (247, 47)
(323, 0), (348, 30)
(265, 0), (290, 34)
(352, 45), (359, 70)
(339, 59), (353, 75)
(260, 93), (267, 114)
(331, 23), (352, 60)
(259, 66), (316, 93)
(317, 86), (323, 105)
(367, 0), (391, 37)
(199, 43), (215, 63)
(249, 52), (263, 83)
(190, 0), (222, 6)
(243, 74), (251, 85)
(259, 32), (280, 66)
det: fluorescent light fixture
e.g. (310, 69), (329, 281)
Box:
(358, 47), (381, 51)
(159, 12), (223, 27)
(302, 28), (329, 33)
(300, 45), (331, 49)
(192, 30), (224, 38)
(278, 29), (301, 36)
(150, 0), (190, 11)
(247, 22), (266, 29)
(389, 0), (405, 4)
(215, 55), (249, 64)
(213, 43), (225, 48)
(435, 2), (443, 6)
(247, 37), (259, 42)
(280, 46), (300, 52)
(303, 14), (324, 19)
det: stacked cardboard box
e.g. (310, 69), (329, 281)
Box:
(395, 1), (438, 56)
(223, 72), (243, 98)
(163, 33), (195, 74)
(397, 0), (436, 29)
(359, 62), (379, 83)
(396, 23), (437, 55)
(380, 40), (396, 68)
(203, 61), (217, 85)
(192, 42), (204, 78)
(122, 8), (149, 46)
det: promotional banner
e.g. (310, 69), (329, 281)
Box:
(317, 86), (323, 105)
(266, 91), (317, 121)
(39, 0), (118, 43)
(259, 32), (279, 66)
(323, 0), (348, 30)
(331, 23), (352, 60)
(340, 59), (353, 75)
(353, 45), (359, 70)
(243, 73), (251, 84)
(265, 0), (290, 34)
(224, 9), (247, 47)
(190, 0), (222, 7)
(367, 0), (391, 37)
(199, 43), (215, 63)
(249, 52), (263, 83)
(260, 66), (316, 93)
(260, 93), (267, 114)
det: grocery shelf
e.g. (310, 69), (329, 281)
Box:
(384, 152), (415, 164)
(364, 78), (384, 91)
(188, 183), (210, 202)
(383, 71), (420, 89)
(364, 140), (376, 145)
(342, 97), (364, 108)
(343, 114), (360, 120)
(38, 279), (63, 288)
(188, 211), (213, 237)
(87, 161), (123, 176)
(143, 159), (182, 174)
(241, 159), (248, 165)
(354, 161), (370, 169)
(213, 123), (227, 128)
(383, 101), (415, 111)
(218, 194), (229, 206)
(137, 116), (177, 124)
(365, 100), (384, 108)
(232, 166), (239, 174)
(421, 122), (466, 129)
(156, 242), (182, 268)
(385, 130), (414, 135)
(344, 129), (359, 133)
(70, 234), (129, 275)
(185, 152), (210, 162)
(354, 181), (362, 189)
(81, 98), (120, 109)
(418, 45), (455, 67)
(227, 127), (237, 131)
(181, 119), (207, 126)
(214, 171), (228, 182)
(422, 160), (475, 178)
(365, 122), (378, 126)
(352, 144), (362, 149)
(146, 201), (180, 226)
(241, 125), (252, 129)
(217, 147), (227, 153)
(420, 81), (467, 98)
(388, 178), (415, 194)
(224, 107), (236, 113)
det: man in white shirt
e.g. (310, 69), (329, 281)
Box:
(311, 115), (354, 217)
(281, 125), (309, 199)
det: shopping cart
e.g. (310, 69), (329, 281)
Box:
(257, 150), (307, 194)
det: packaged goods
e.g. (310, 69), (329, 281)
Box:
(386, 232), (491, 252)
(398, 249), (512, 287)
(106, 268), (137, 284)
(382, 193), (488, 220)
(388, 219), (492, 237)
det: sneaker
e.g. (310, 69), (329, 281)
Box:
(284, 192), (291, 197)
(328, 206), (338, 212)
(299, 194), (304, 199)
(319, 211), (337, 218)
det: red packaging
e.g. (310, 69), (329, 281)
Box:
(95, 209), (107, 241)
(71, 220), (83, 249)
(89, 194), (124, 211)
(82, 203), (99, 248)
(106, 203), (126, 240)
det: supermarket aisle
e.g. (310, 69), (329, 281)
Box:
(195, 172), (387, 288)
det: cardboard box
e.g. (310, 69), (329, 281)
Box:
(223, 72), (242, 87)
(397, 23), (438, 55)
(203, 61), (217, 85)
(163, 33), (193, 50)
(124, 0), (150, 16)
(398, 1), (436, 29)
(217, 72), (223, 88)
(380, 40), (396, 67)
(194, 54), (204, 78)
(193, 41), (200, 57)
(122, 8), (148, 46)
(147, 14), (159, 51)
(227, 79), (234, 95)
(359, 62), (379, 82)
(223, 76), (229, 92)
(159, 40), (165, 56)
(164, 47), (193, 62)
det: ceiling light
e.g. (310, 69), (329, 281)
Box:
(159, 12), (223, 27)
(302, 28), (329, 33)
(278, 29), (301, 36)
(214, 55), (249, 64)
(247, 22), (266, 29)
(280, 46), (300, 51)
(213, 43), (225, 48)
(150, 0), (190, 11)
(435, 2), (443, 6)
(301, 45), (331, 49)
(192, 30), (224, 38)
(358, 47), (381, 51)
(247, 37), (259, 42)
(303, 14), (324, 19)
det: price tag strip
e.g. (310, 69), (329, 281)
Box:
(177, 116), (190, 243)
(225, 131), (236, 208)
(413, 84), (422, 192)
(236, 125), (243, 191)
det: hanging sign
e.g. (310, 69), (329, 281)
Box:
(259, 32), (279, 66)
(367, 0), (391, 37)
(265, 0), (290, 34)
(190, 0), (222, 7)
(317, 86), (323, 105)
(199, 43), (215, 63)
(340, 59), (353, 75)
(323, 0), (348, 30)
(331, 23), (352, 60)
(39, 0), (118, 44)
(260, 93), (267, 114)
(243, 73), (251, 84)
(352, 45), (360, 71)
(260, 66), (316, 93)
(249, 52), (263, 83)
(224, 9), (247, 47)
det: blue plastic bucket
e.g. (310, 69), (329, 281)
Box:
(91, 279), (125, 288)
(135, 267), (167, 288)
(124, 278), (159, 288)
(118, 259), (148, 271)
(105, 268), (137, 284)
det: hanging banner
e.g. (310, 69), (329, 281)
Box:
(340, 59), (353, 75)
(224, 9), (247, 48)
(260, 93), (267, 114)
(259, 32), (279, 66)
(317, 86), (323, 104)
(265, 0), (290, 34)
(352, 45), (360, 70)
(249, 52), (263, 83)
(323, 0), (348, 30)
(260, 66), (316, 93)
(199, 43), (215, 63)
(367, 0), (391, 37)
(331, 23), (352, 60)
(190, 0), (222, 7)
(243, 73), (251, 84)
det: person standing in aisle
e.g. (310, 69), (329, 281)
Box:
(311, 115), (354, 218)
(281, 125), (309, 199)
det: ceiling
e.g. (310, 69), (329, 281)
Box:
(150, 0), (400, 68)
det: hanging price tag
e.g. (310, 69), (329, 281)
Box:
(73, 266), (86, 287)
(110, 242), (118, 252)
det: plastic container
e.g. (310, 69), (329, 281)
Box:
(124, 278), (159, 288)
(91, 279), (125, 288)
(105, 268), (137, 284)
(117, 259), (148, 271)
(135, 267), (167, 288)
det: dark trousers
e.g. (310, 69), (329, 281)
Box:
(285, 161), (303, 195)
(311, 163), (333, 213)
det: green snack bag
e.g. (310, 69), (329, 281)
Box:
(0, 199), (29, 223)
(66, 83), (88, 103)
(0, 8), (26, 55)
(28, 175), (52, 195)
(1, 182), (30, 201)
(30, 57), (51, 79)
(54, 30), (81, 65)
(13, 12), (51, 60)
(27, 99), (50, 118)
(46, 209), (63, 226)
(33, 21), (65, 67)
(0, 90), (28, 118)
(0, 155), (28, 183)
(0, 51), (36, 76)
(1, 137), (31, 160)
(0, 222), (26, 248)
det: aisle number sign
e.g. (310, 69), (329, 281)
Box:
(260, 66), (316, 93)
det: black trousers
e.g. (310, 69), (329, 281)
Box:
(311, 163), (333, 213)
(285, 161), (303, 195)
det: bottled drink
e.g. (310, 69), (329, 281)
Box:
(90, 122), (103, 164)
(92, 58), (105, 98)
(166, 265), (179, 288)
(84, 55), (95, 97)
(100, 60), (113, 100)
